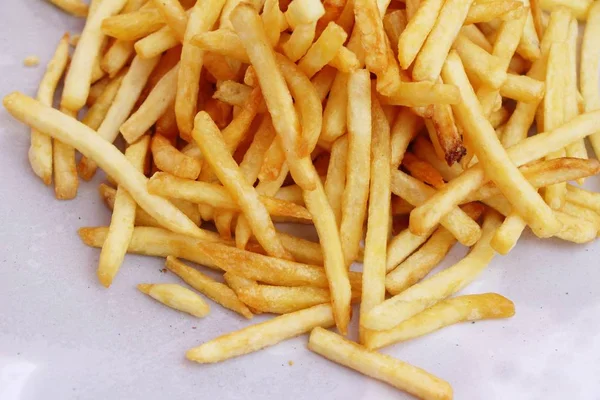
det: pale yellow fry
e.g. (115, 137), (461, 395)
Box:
(311, 66), (337, 102)
(353, 0), (388, 74)
(382, 9), (407, 51)
(47, 0), (88, 16)
(236, 283), (337, 314)
(564, 19), (586, 162)
(340, 70), (372, 266)
(387, 228), (431, 273)
(360, 97), (391, 342)
(308, 327), (453, 400)
(165, 257), (252, 319)
(61, 0), (127, 111)
(101, 8), (164, 41)
(151, 0), (187, 41)
(514, 2), (541, 62)
(29, 33), (70, 185)
(324, 135), (348, 227)
(97, 135), (149, 288)
(412, 136), (463, 181)
(191, 30), (248, 62)
(231, 3), (317, 190)
(539, 0), (593, 20)
(5, 93), (202, 237)
(392, 171), (482, 246)
(298, 22), (347, 79)
(101, 40), (134, 78)
(365, 293), (515, 350)
(82, 72), (125, 130)
(560, 202), (600, 230)
(320, 72), (348, 144)
(543, 42), (568, 210)
(566, 185), (600, 214)
(390, 107), (422, 168)
(581, 2), (600, 157)
(78, 55), (159, 180)
(187, 303), (334, 363)
(53, 108), (79, 200)
(328, 46), (360, 73)
(151, 135), (202, 180)
(442, 51), (559, 237)
(134, 24), (179, 59)
(213, 80), (253, 108)
(138, 283), (210, 317)
(464, 1), (522, 24)
(396, 0), (444, 69)
(453, 34), (506, 89)
(386, 227), (456, 295)
(120, 63), (178, 143)
(364, 212), (502, 331)
(282, 22), (316, 62)
(175, 0), (226, 139)
(192, 111), (290, 260)
(499, 74), (545, 104)
(459, 24), (492, 52)
(490, 212), (527, 255)
(379, 81), (460, 107)
(285, 0), (325, 29)
(412, 0), (474, 82)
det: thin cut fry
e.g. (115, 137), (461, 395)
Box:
(297, 22), (347, 79)
(166, 257), (252, 319)
(47, 0), (89, 17)
(235, 282), (337, 314)
(61, 0), (127, 111)
(187, 303), (334, 363)
(365, 294), (515, 350)
(101, 8), (164, 41)
(4, 93), (203, 237)
(353, 0), (388, 74)
(324, 135), (348, 227)
(29, 34), (70, 185)
(581, 2), (600, 157)
(151, 0), (187, 41)
(138, 283), (210, 317)
(53, 108), (79, 200)
(308, 327), (453, 400)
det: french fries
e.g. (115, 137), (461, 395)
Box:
(8, 0), (600, 396)
(309, 327), (453, 400)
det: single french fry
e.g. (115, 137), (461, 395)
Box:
(191, 29), (248, 63)
(101, 40), (134, 78)
(320, 72), (349, 144)
(285, 0), (325, 29)
(359, 96), (390, 342)
(97, 135), (149, 288)
(29, 34), (70, 185)
(151, 135), (201, 180)
(328, 46), (360, 73)
(175, 0), (226, 139)
(402, 153), (445, 189)
(364, 211), (502, 331)
(236, 282), (336, 314)
(429, 103), (466, 166)
(282, 22), (316, 62)
(390, 107), (421, 168)
(5, 93), (202, 237)
(310, 66), (337, 102)
(412, 136), (463, 181)
(560, 202), (600, 229)
(317, 0), (347, 38)
(453, 34), (507, 90)
(138, 283), (210, 317)
(78, 55), (159, 180)
(442, 51), (560, 237)
(151, 0), (187, 41)
(412, 0), (474, 82)
(581, 2), (600, 157)
(134, 24), (180, 59)
(192, 112), (290, 260)
(499, 74), (545, 104)
(324, 135), (348, 227)
(101, 8), (164, 41)
(297, 22), (347, 79)
(340, 70), (371, 266)
(566, 185), (600, 214)
(365, 294), (515, 350)
(564, 19), (586, 164)
(308, 327), (453, 400)
(382, 9), (407, 51)
(187, 303), (333, 363)
(379, 81), (460, 107)
(165, 257), (252, 319)
(121, 63), (179, 143)
(61, 0), (127, 111)
(353, 0), (388, 74)
(53, 108), (79, 200)
(47, 0), (89, 16)
(99, 183), (161, 228)
(262, 0), (286, 46)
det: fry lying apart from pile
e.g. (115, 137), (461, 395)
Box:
(7, 0), (600, 397)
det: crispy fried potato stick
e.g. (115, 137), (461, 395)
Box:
(309, 327), (453, 400)
(46, 0), (89, 16)
(138, 283), (210, 317)
(166, 257), (252, 319)
(324, 135), (348, 227)
(29, 33), (70, 185)
(365, 293), (515, 350)
(441, 51), (559, 237)
(53, 108), (79, 200)
(581, 1), (600, 157)
(150, 134), (201, 180)
(353, 0), (387, 74)
(5, 93), (202, 237)
(538, 0), (593, 20)
(101, 7), (164, 41)
(187, 304), (334, 363)
(61, 0), (127, 111)
(97, 135), (149, 288)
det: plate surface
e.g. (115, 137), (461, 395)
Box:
(1, 2), (600, 399)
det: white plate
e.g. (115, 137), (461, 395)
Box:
(1, 2), (600, 399)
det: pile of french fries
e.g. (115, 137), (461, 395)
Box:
(5, 0), (600, 397)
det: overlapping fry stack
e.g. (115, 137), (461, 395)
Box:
(5, 0), (600, 397)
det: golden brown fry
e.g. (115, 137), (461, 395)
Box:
(324, 135), (348, 227)
(353, 0), (388, 74)
(236, 282), (335, 314)
(297, 22), (347, 79)
(5, 93), (202, 237)
(175, 0), (226, 139)
(402, 153), (445, 189)
(187, 304), (334, 363)
(564, 19), (586, 164)
(134, 24), (180, 59)
(464, 1), (522, 24)
(382, 9), (407, 51)
(138, 283), (210, 317)
(101, 8), (164, 41)
(166, 257), (252, 319)
(282, 22), (317, 62)
(151, 0), (187, 41)
(365, 294), (515, 350)
(412, 0), (474, 82)
(99, 184), (161, 228)
(150, 135), (201, 179)
(97, 135), (149, 288)
(285, 0), (325, 29)
(397, 0), (444, 69)
(29, 33), (70, 186)
(453, 34), (507, 90)
(390, 108), (421, 168)
(190, 29), (249, 63)
(320, 72), (349, 144)
(538, 0), (593, 20)
(53, 108), (79, 200)
(412, 136), (463, 181)
(499, 74), (545, 104)
(61, 0), (127, 111)
(309, 327), (453, 400)
(581, 2), (600, 157)
(46, 0), (89, 16)
(101, 40), (134, 78)
(379, 81), (460, 107)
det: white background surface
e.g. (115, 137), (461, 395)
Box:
(1, 1), (600, 399)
